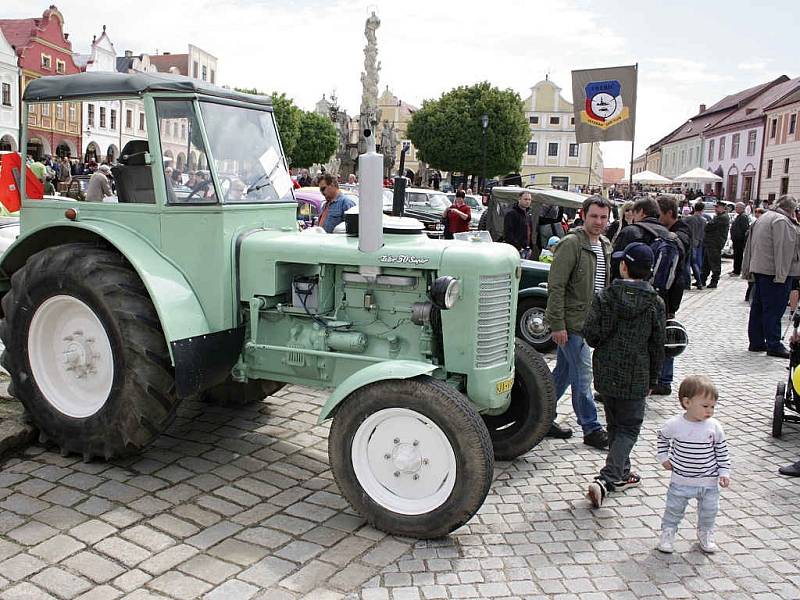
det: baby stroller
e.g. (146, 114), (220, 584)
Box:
(773, 311), (800, 437)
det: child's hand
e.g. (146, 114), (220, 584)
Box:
(719, 476), (730, 488)
(662, 460), (672, 470)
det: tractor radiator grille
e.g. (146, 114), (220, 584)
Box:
(475, 274), (513, 368)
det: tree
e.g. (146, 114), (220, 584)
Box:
(291, 111), (338, 169)
(407, 82), (529, 181)
(234, 88), (302, 158)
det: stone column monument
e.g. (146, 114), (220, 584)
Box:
(358, 12), (381, 154)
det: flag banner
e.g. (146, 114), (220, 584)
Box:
(0, 152), (43, 213)
(571, 65), (637, 143)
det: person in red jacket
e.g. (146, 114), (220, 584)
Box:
(443, 190), (471, 238)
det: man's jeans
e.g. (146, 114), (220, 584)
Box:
(661, 483), (719, 531)
(748, 273), (792, 351)
(659, 356), (674, 387)
(691, 246), (703, 285)
(552, 334), (602, 435)
(598, 396), (645, 487)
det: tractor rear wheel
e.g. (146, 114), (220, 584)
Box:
(0, 243), (179, 460)
(329, 376), (493, 538)
(202, 377), (285, 406)
(483, 339), (556, 460)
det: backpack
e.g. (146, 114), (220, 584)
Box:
(634, 222), (683, 293)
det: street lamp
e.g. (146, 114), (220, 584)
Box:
(481, 113), (489, 193)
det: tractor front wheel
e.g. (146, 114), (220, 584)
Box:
(0, 243), (179, 460)
(329, 377), (493, 538)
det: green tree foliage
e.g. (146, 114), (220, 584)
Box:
(407, 82), (529, 178)
(234, 88), (302, 158)
(291, 111), (339, 169)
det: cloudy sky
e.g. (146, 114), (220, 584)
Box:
(3, 0), (796, 170)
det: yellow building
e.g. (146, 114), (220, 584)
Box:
(521, 77), (603, 190)
(377, 86), (421, 178)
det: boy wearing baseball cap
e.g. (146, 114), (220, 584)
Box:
(584, 242), (666, 508)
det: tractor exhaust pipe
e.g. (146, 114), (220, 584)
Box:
(358, 128), (384, 253)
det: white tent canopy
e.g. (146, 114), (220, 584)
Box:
(631, 170), (672, 185)
(674, 167), (723, 183)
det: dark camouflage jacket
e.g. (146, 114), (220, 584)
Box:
(584, 279), (666, 400)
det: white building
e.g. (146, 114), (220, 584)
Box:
(0, 27), (19, 152)
(77, 27), (122, 163)
(115, 52), (157, 151)
(704, 76), (797, 202)
(520, 78), (602, 191)
(761, 87), (800, 200)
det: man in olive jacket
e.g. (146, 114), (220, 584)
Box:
(544, 195), (613, 449)
(701, 201), (731, 288)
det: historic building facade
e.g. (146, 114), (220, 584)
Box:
(704, 77), (796, 202)
(77, 27), (121, 163)
(0, 28), (19, 152)
(521, 78), (603, 190)
(761, 87), (800, 200)
(0, 6), (81, 160)
(377, 86), (419, 178)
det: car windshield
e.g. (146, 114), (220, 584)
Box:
(464, 195), (481, 209)
(199, 101), (294, 203)
(428, 193), (451, 209)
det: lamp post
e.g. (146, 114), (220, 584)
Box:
(481, 113), (489, 193)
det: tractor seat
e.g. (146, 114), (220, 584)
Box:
(112, 141), (156, 204)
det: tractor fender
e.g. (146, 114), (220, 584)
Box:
(318, 360), (438, 423)
(0, 221), (211, 355)
(518, 286), (549, 301)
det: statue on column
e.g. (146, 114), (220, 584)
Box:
(358, 12), (382, 153)
(381, 120), (398, 177)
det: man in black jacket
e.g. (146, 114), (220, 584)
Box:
(701, 201), (731, 288)
(503, 190), (537, 257)
(729, 202), (750, 276)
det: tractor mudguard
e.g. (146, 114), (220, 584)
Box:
(0, 221), (212, 358)
(518, 286), (548, 301)
(318, 360), (438, 423)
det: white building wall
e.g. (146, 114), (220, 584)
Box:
(660, 137), (703, 180)
(82, 33), (122, 162)
(0, 29), (20, 151)
(761, 100), (800, 200)
(703, 124), (763, 201)
(188, 45), (217, 84)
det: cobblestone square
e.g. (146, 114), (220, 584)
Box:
(1, 275), (799, 598)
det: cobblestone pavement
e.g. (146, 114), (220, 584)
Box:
(1, 273), (799, 599)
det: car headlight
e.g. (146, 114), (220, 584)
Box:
(431, 276), (460, 309)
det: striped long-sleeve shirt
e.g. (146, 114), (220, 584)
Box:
(656, 415), (731, 487)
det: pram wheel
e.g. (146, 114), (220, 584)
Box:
(773, 382), (786, 438)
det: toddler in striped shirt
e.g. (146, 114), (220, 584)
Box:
(656, 375), (731, 554)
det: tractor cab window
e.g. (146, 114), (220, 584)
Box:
(199, 101), (293, 203)
(155, 100), (215, 204)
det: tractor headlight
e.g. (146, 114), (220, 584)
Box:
(431, 276), (460, 309)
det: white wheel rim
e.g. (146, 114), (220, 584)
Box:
(28, 295), (114, 418)
(351, 407), (457, 515)
(522, 307), (550, 342)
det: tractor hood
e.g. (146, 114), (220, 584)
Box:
(237, 229), (520, 300)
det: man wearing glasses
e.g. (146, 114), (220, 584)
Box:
(318, 174), (356, 233)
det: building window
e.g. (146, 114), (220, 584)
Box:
(56, 103), (63, 119)
(110, 109), (117, 130)
(767, 159), (773, 178)
(731, 133), (740, 158)
(41, 54), (52, 70)
(126, 109), (133, 129)
(210, 69), (215, 84)
(1, 83), (10, 106)
(100, 106), (107, 128)
(680, 149), (685, 166)
(527, 141), (537, 155)
(68, 103), (76, 122)
(193, 61), (199, 78)
(56, 59), (65, 74)
(708, 139), (715, 162)
(786, 158), (791, 174)
(181, 123), (187, 139)
(747, 130), (757, 155)
(201, 65), (207, 81)
(139, 112), (145, 131)
(41, 103), (49, 117)
(548, 142), (559, 157)
(781, 177), (790, 195)
(718, 137), (725, 160)
(771, 118), (778, 138)
(790, 114), (797, 135)
(87, 104), (95, 127)
(569, 143), (579, 158)
(549, 116), (560, 125)
(172, 122), (178, 137)
(529, 116), (539, 124)
(570, 116), (575, 125)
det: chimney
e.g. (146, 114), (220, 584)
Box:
(163, 51), (170, 55)
(698, 104), (706, 114)
(125, 50), (132, 58)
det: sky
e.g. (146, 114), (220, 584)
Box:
(2, 0), (797, 171)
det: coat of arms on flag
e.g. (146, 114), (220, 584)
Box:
(582, 80), (629, 129)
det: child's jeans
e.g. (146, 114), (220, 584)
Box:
(661, 483), (719, 531)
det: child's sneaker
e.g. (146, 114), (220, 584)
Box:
(611, 472), (641, 491)
(698, 529), (717, 553)
(587, 479), (607, 508)
(657, 528), (676, 553)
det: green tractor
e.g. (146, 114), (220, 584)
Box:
(0, 72), (555, 538)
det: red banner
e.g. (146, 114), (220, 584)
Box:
(0, 152), (44, 212)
